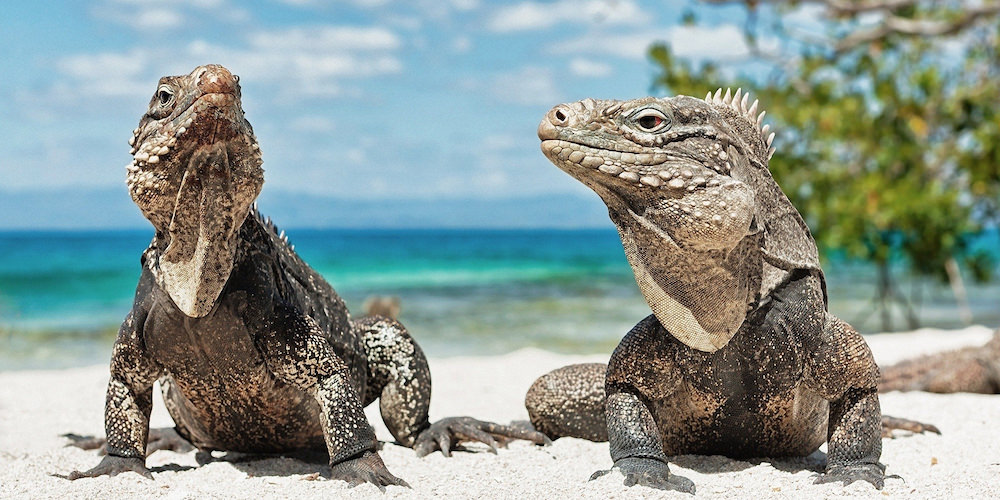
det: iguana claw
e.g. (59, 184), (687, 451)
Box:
(65, 455), (152, 480)
(328, 451), (409, 490)
(414, 416), (550, 457)
(815, 463), (885, 489)
(591, 457), (695, 494)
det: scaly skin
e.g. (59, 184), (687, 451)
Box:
(65, 65), (546, 489)
(528, 90), (917, 492)
(880, 330), (1000, 394)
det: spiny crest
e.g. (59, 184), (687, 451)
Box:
(252, 204), (295, 251)
(705, 88), (776, 161)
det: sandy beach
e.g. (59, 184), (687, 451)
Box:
(1, 325), (997, 499)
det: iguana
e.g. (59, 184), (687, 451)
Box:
(529, 90), (936, 493)
(880, 329), (1000, 393)
(65, 64), (546, 488)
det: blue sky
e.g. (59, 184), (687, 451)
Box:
(1, 0), (794, 206)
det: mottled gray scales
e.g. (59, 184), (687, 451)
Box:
(528, 90), (937, 492)
(525, 363), (607, 441)
(355, 316), (431, 447)
(66, 64), (546, 488)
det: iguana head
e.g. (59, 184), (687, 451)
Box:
(538, 90), (819, 352)
(127, 64), (263, 317)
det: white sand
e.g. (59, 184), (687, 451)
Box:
(1, 325), (997, 499)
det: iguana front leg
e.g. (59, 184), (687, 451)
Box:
(253, 309), (406, 489)
(355, 316), (548, 457)
(68, 307), (161, 479)
(593, 317), (694, 493)
(807, 313), (885, 488)
(591, 388), (694, 493)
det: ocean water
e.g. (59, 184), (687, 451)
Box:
(1, 228), (997, 370)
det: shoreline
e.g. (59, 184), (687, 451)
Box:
(1, 325), (997, 498)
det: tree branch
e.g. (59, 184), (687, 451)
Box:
(835, 5), (1000, 52)
(699, 0), (1000, 53)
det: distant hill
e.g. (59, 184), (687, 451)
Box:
(0, 187), (611, 230)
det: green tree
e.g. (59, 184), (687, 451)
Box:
(650, 1), (1000, 331)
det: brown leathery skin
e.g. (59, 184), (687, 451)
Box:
(880, 330), (1000, 394)
(68, 64), (547, 487)
(529, 91), (894, 490)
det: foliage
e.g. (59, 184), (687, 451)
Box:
(650, 1), (1000, 290)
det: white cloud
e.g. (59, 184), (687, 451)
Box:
(449, 0), (479, 11)
(184, 28), (404, 97)
(280, 0), (479, 18)
(248, 26), (401, 51)
(488, 0), (644, 33)
(553, 24), (751, 61)
(275, 0), (324, 5)
(552, 32), (657, 59)
(51, 25), (404, 104)
(668, 24), (752, 59)
(492, 66), (561, 106)
(95, 0), (248, 31)
(131, 8), (184, 29)
(569, 58), (612, 77)
(54, 49), (152, 98)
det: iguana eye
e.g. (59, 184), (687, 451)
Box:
(633, 109), (670, 132)
(157, 86), (174, 106)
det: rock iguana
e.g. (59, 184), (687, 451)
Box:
(528, 90), (936, 493)
(880, 329), (1000, 393)
(66, 64), (546, 488)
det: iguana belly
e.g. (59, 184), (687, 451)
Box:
(652, 383), (828, 457)
(651, 308), (828, 458)
(144, 297), (326, 452)
(159, 372), (325, 452)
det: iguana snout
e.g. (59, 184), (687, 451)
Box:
(127, 64), (263, 317)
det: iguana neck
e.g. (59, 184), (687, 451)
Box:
(611, 207), (761, 352)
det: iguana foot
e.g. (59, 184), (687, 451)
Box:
(65, 455), (152, 480)
(63, 427), (195, 456)
(328, 451), (409, 490)
(881, 415), (941, 438)
(815, 463), (885, 489)
(62, 433), (106, 451)
(590, 457), (695, 494)
(414, 416), (550, 457)
(145, 427), (196, 454)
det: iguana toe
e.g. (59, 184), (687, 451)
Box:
(881, 415), (941, 438)
(815, 463), (885, 489)
(328, 451), (409, 490)
(65, 455), (152, 480)
(592, 457), (695, 494)
(414, 416), (549, 457)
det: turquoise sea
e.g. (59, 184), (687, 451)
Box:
(1, 228), (998, 370)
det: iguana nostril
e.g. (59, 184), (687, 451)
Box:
(555, 109), (567, 122)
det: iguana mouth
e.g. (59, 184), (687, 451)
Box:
(540, 138), (724, 192)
